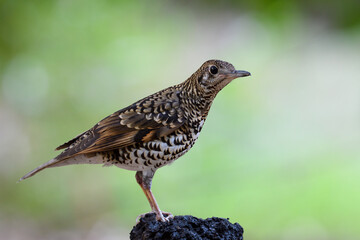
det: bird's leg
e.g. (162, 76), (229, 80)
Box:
(135, 170), (173, 222)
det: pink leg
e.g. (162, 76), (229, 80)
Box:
(135, 171), (173, 222)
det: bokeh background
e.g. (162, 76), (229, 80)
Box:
(1, 0), (359, 239)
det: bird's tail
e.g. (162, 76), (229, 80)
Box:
(18, 154), (103, 182)
(18, 158), (62, 182)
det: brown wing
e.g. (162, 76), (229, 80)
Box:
(55, 88), (185, 160)
(55, 131), (87, 150)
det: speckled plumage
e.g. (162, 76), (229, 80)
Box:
(20, 59), (250, 222)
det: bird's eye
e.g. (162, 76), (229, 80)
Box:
(209, 66), (218, 75)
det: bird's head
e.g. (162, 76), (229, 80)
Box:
(189, 59), (250, 98)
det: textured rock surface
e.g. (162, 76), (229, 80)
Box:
(130, 213), (243, 240)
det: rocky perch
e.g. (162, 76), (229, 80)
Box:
(130, 213), (244, 240)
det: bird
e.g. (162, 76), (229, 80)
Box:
(19, 59), (251, 222)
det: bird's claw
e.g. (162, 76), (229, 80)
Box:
(136, 211), (174, 223)
(157, 211), (174, 222)
(135, 213), (147, 223)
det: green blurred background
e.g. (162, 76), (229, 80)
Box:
(1, 0), (359, 239)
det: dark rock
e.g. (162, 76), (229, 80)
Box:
(130, 213), (244, 240)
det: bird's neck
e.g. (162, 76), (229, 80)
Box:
(180, 82), (215, 118)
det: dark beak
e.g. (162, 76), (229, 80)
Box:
(223, 70), (251, 78)
(233, 70), (251, 77)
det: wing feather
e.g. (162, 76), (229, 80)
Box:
(56, 88), (185, 160)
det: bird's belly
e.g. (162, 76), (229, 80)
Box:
(102, 129), (201, 171)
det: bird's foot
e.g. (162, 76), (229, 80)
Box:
(136, 211), (174, 223)
(157, 211), (174, 222)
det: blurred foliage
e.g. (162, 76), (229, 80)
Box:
(0, 0), (359, 240)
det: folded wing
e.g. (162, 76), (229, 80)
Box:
(55, 89), (185, 161)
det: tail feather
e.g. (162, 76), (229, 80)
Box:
(18, 158), (61, 182)
(18, 154), (104, 182)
